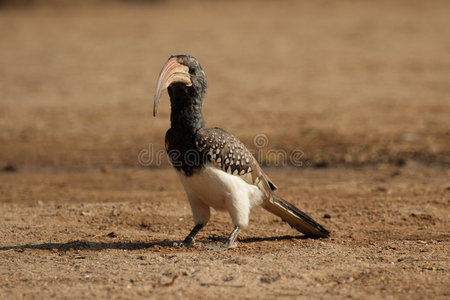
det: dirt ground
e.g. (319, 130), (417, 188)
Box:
(0, 0), (449, 299)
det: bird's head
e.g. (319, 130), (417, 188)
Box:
(153, 55), (207, 116)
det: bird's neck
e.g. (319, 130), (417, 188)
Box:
(170, 97), (205, 135)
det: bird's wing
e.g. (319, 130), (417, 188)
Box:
(195, 127), (277, 198)
(195, 127), (330, 238)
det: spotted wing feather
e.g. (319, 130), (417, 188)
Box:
(195, 127), (277, 197)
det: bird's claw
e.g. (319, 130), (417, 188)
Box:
(173, 237), (195, 248)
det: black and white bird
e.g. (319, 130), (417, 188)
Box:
(153, 55), (330, 250)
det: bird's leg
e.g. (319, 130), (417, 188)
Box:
(176, 224), (204, 247)
(204, 225), (240, 250)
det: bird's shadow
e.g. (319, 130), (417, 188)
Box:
(0, 235), (308, 252)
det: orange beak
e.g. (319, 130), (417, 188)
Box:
(153, 57), (192, 116)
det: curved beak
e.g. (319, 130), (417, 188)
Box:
(153, 57), (192, 116)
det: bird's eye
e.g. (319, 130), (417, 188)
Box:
(189, 68), (195, 74)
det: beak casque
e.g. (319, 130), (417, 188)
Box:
(153, 57), (192, 116)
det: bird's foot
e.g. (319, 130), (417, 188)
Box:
(204, 225), (240, 250)
(173, 236), (195, 248)
(204, 242), (238, 251)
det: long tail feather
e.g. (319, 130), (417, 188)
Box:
(262, 193), (330, 238)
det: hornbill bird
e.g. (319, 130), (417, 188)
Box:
(153, 55), (330, 250)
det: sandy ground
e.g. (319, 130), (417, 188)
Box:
(1, 167), (449, 299)
(0, 0), (449, 299)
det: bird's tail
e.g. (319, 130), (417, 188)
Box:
(262, 193), (330, 238)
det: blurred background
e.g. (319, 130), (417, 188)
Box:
(1, 0), (449, 171)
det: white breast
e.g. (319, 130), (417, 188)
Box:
(176, 165), (266, 212)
